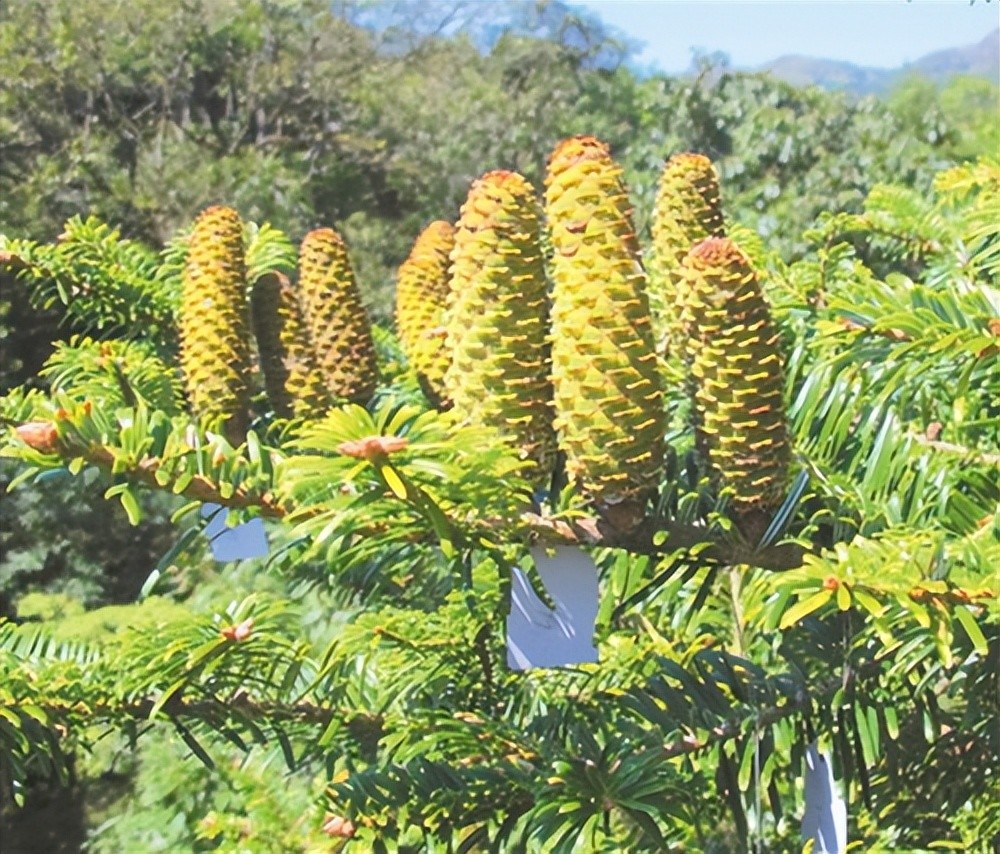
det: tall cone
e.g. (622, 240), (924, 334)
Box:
(544, 135), (664, 520)
(680, 236), (790, 530)
(395, 220), (455, 407)
(178, 205), (253, 440)
(251, 271), (331, 419)
(445, 171), (555, 484)
(297, 228), (379, 405)
(649, 153), (725, 356)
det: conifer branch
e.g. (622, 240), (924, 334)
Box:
(16, 421), (807, 570)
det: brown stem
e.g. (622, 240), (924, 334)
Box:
(62, 438), (287, 518)
(22, 429), (808, 571)
(520, 513), (808, 572)
(910, 434), (1000, 466)
(24, 658), (884, 766)
(23, 693), (381, 739)
(662, 657), (884, 759)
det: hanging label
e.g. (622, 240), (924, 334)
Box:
(801, 741), (847, 854)
(200, 503), (269, 562)
(507, 546), (599, 670)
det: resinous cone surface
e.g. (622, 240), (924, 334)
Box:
(251, 271), (331, 419)
(680, 236), (790, 513)
(444, 171), (555, 482)
(297, 228), (379, 405)
(395, 220), (455, 407)
(649, 153), (726, 356)
(179, 205), (253, 438)
(544, 136), (664, 510)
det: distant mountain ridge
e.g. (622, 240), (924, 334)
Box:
(754, 29), (999, 95)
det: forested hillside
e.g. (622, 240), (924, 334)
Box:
(0, 1), (998, 852)
(756, 28), (999, 95)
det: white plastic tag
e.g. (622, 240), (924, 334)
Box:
(506, 546), (599, 670)
(801, 741), (847, 854)
(200, 503), (269, 562)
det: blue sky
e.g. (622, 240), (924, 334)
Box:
(572, 1), (999, 73)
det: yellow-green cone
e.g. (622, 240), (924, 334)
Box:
(178, 205), (253, 439)
(250, 271), (331, 419)
(445, 171), (555, 483)
(297, 228), (379, 405)
(649, 153), (726, 356)
(395, 220), (455, 407)
(544, 136), (664, 518)
(680, 236), (790, 525)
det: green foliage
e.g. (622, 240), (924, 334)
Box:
(0, 458), (178, 611)
(88, 731), (330, 854)
(887, 74), (1000, 162)
(41, 335), (182, 414)
(16, 593), (192, 643)
(1, 395), (284, 527)
(1, 215), (179, 347)
(282, 403), (532, 575)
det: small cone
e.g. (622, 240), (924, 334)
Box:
(649, 152), (726, 357)
(445, 171), (556, 484)
(178, 205), (253, 441)
(544, 136), (665, 518)
(680, 236), (790, 529)
(297, 228), (379, 405)
(251, 271), (331, 419)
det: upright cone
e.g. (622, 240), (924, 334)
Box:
(680, 236), (790, 525)
(179, 205), (253, 440)
(251, 272), (331, 419)
(545, 136), (664, 519)
(445, 171), (555, 483)
(297, 228), (379, 405)
(395, 220), (455, 407)
(649, 153), (725, 355)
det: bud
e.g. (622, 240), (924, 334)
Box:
(15, 421), (61, 454)
(220, 617), (254, 642)
(321, 815), (356, 839)
(337, 435), (408, 461)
